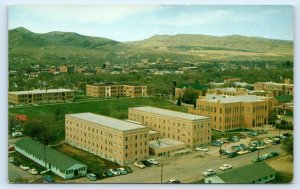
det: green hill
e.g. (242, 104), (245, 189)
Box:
(9, 27), (293, 69)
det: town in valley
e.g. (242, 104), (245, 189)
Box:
(8, 5), (294, 184)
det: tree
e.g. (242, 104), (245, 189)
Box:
(282, 137), (293, 155)
(182, 88), (201, 105)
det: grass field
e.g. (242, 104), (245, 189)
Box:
(9, 97), (187, 143)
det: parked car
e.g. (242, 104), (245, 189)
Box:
(211, 140), (223, 146)
(219, 149), (232, 155)
(247, 146), (257, 152)
(282, 133), (293, 138)
(267, 152), (279, 159)
(147, 159), (159, 165)
(256, 145), (266, 149)
(231, 145), (243, 152)
(20, 165), (30, 171)
(227, 152), (238, 158)
(124, 166), (133, 173)
(9, 157), (14, 163)
(103, 170), (114, 177)
(28, 168), (39, 175)
(195, 147), (208, 152)
(134, 162), (146, 169)
(263, 138), (273, 144)
(239, 134), (247, 139)
(219, 164), (232, 171)
(12, 132), (23, 138)
(228, 136), (240, 143)
(248, 131), (258, 136)
(167, 179), (181, 183)
(117, 168), (128, 175)
(249, 141), (259, 147)
(8, 145), (15, 152)
(272, 139), (281, 145)
(237, 150), (250, 155)
(86, 173), (97, 181)
(252, 157), (264, 163)
(261, 154), (270, 160)
(109, 168), (121, 176)
(202, 169), (217, 177)
(43, 175), (54, 183)
(141, 160), (152, 167)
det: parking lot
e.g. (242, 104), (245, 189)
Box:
(66, 129), (287, 183)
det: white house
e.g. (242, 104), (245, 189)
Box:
(15, 138), (87, 179)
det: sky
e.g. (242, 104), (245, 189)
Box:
(9, 5), (294, 42)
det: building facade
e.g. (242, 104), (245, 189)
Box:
(86, 84), (147, 98)
(60, 65), (75, 73)
(189, 94), (277, 131)
(65, 113), (149, 165)
(128, 106), (212, 148)
(254, 81), (294, 96)
(9, 89), (75, 104)
(15, 138), (87, 179)
(207, 87), (248, 96)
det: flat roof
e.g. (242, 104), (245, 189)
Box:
(200, 94), (269, 103)
(88, 83), (145, 87)
(256, 81), (293, 87)
(66, 112), (146, 132)
(149, 138), (185, 149)
(130, 106), (210, 121)
(9, 89), (74, 95)
(149, 130), (159, 134)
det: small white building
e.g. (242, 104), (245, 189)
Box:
(15, 138), (87, 179)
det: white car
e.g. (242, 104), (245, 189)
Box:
(9, 157), (14, 163)
(202, 169), (217, 177)
(219, 164), (232, 171)
(167, 179), (181, 183)
(117, 168), (128, 175)
(147, 159), (159, 165)
(12, 132), (23, 138)
(263, 138), (273, 144)
(28, 168), (39, 175)
(196, 147), (208, 152)
(109, 168), (120, 176)
(256, 145), (266, 149)
(134, 162), (146, 169)
(237, 150), (250, 155)
(20, 165), (30, 171)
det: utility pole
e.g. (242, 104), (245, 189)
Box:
(219, 143), (222, 159)
(160, 161), (164, 183)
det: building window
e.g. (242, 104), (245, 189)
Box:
(125, 137), (128, 141)
(125, 145), (128, 149)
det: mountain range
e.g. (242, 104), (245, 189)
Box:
(9, 27), (293, 68)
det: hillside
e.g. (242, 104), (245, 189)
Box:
(9, 27), (293, 68)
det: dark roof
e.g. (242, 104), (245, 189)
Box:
(217, 162), (276, 183)
(15, 138), (86, 171)
(177, 83), (208, 90)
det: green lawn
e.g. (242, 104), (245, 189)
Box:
(9, 97), (187, 143)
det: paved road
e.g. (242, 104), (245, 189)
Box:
(67, 143), (283, 184)
(8, 163), (41, 183)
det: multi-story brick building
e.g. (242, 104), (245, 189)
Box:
(86, 83), (147, 98)
(128, 106), (212, 148)
(8, 89), (75, 104)
(65, 113), (149, 165)
(254, 80), (294, 96)
(188, 94), (277, 131)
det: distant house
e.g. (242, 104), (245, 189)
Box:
(205, 162), (276, 183)
(15, 138), (87, 179)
